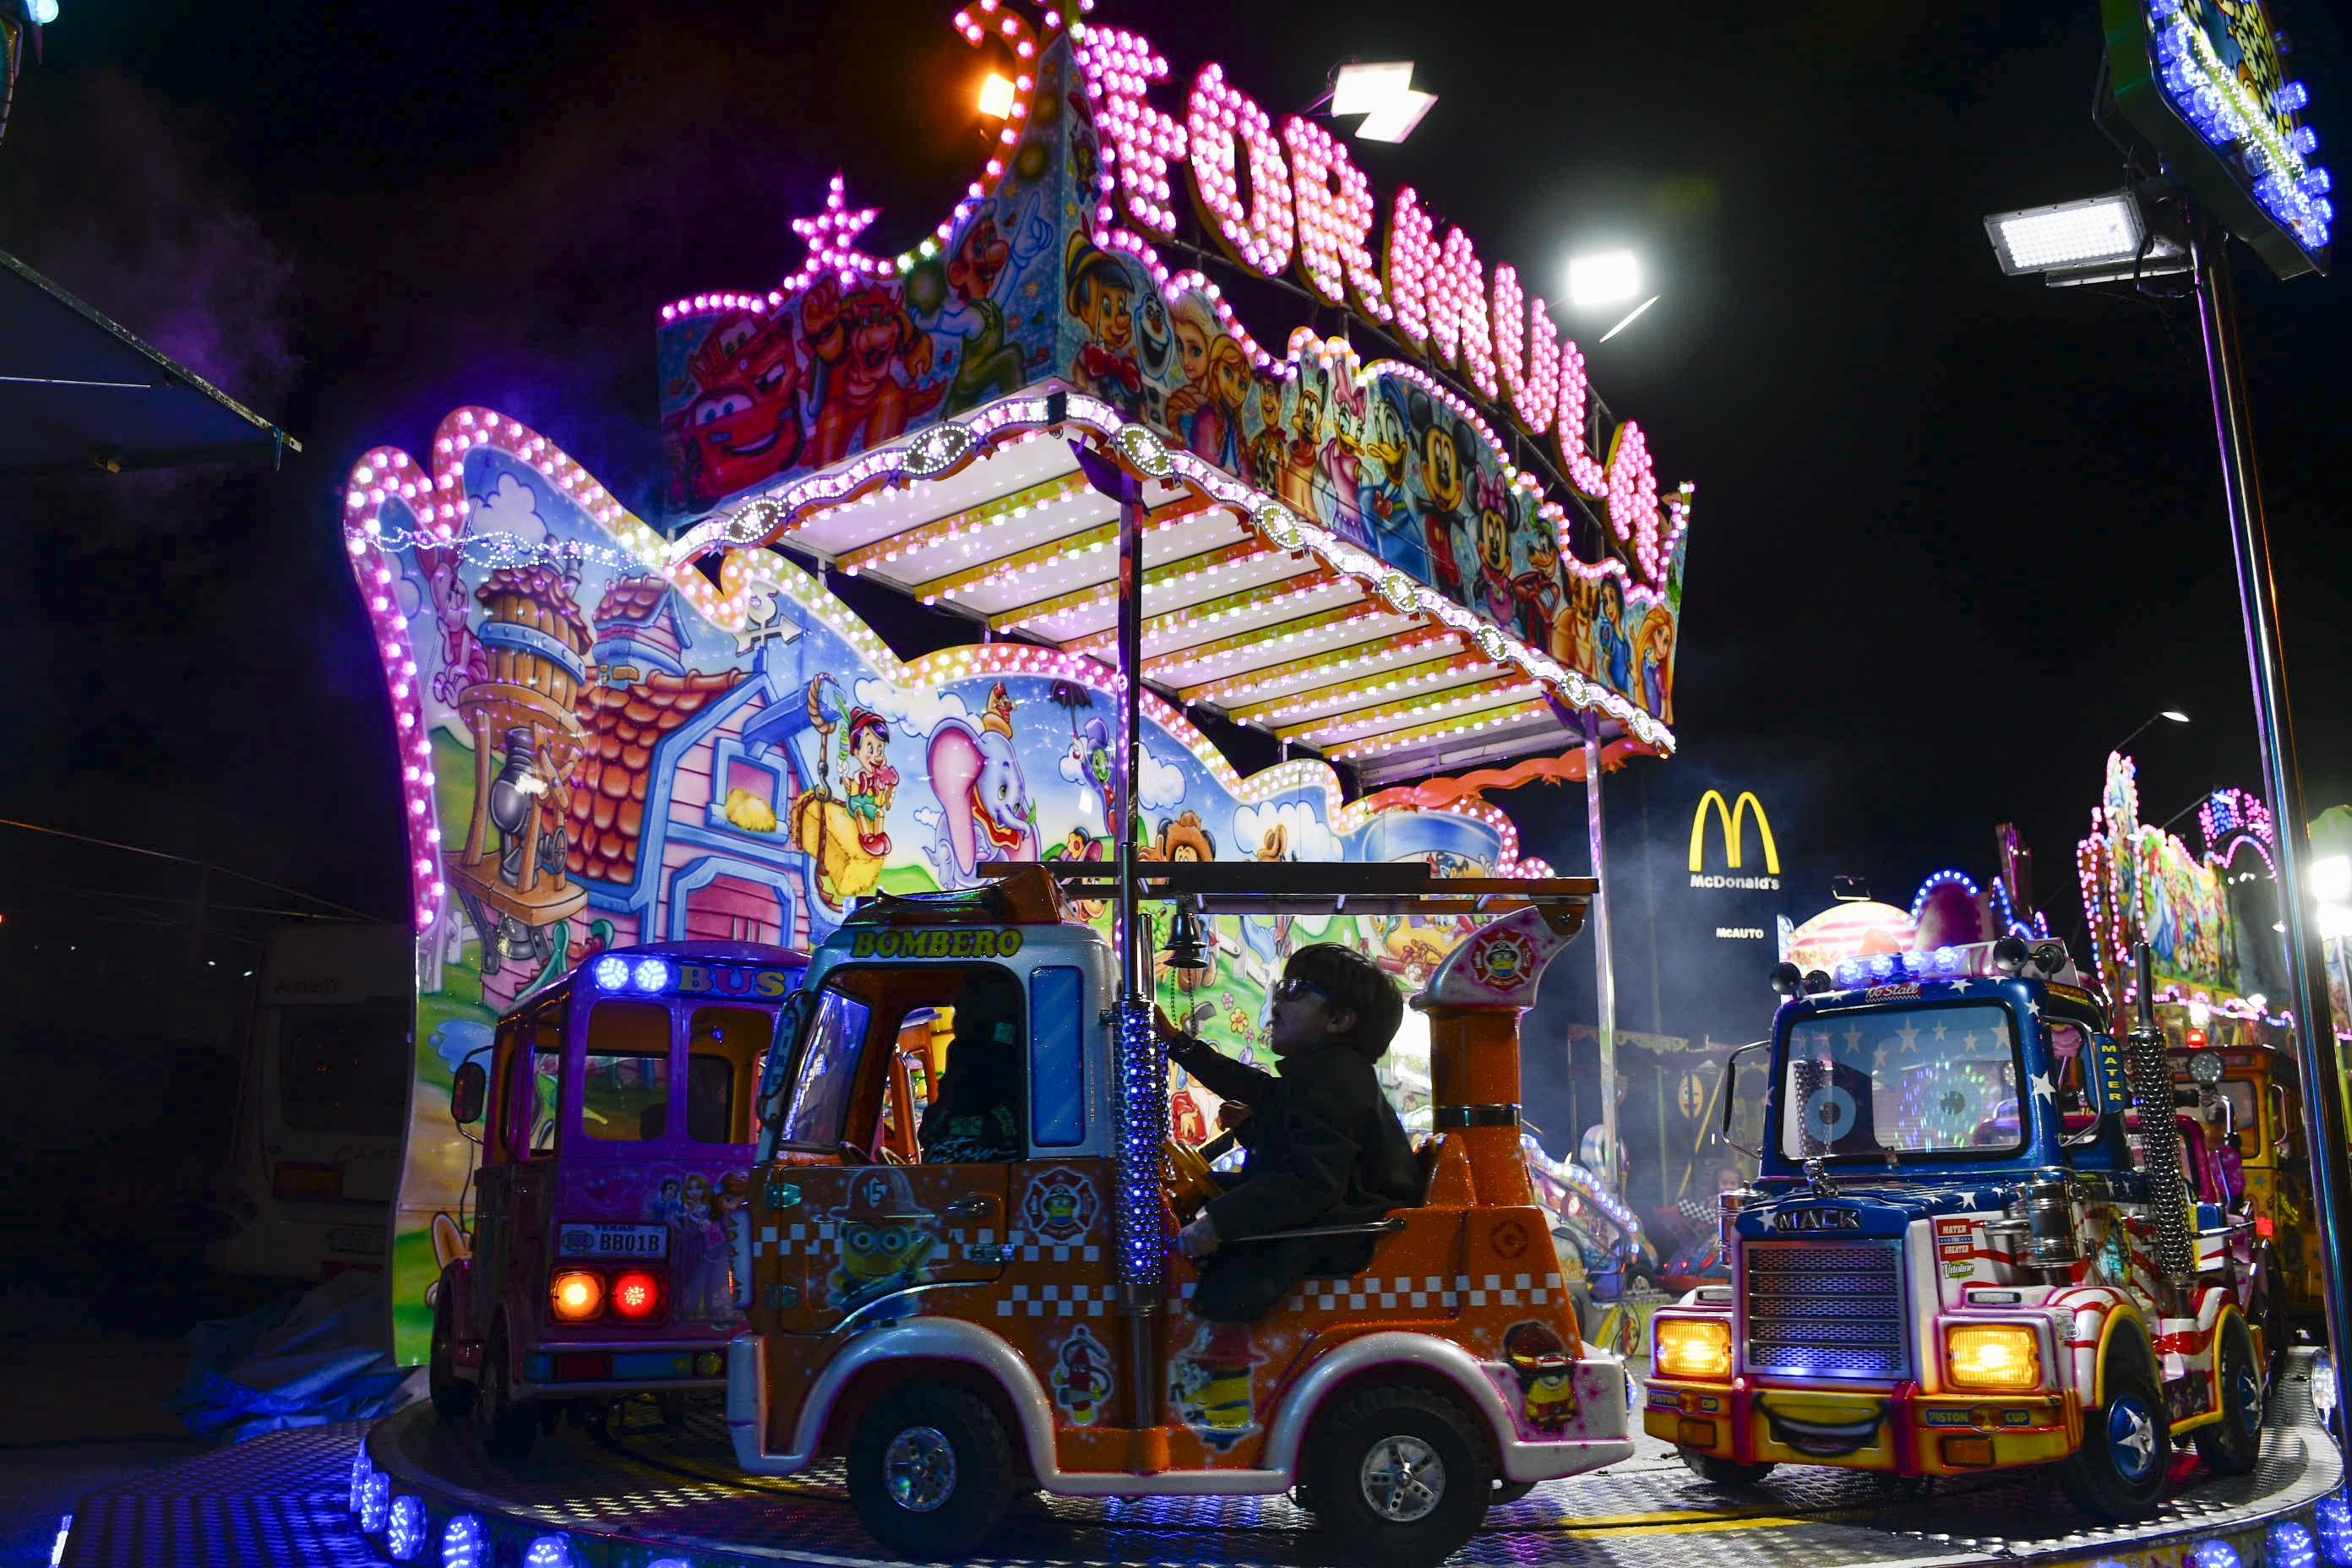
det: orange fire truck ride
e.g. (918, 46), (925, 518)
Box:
(725, 861), (1633, 1567)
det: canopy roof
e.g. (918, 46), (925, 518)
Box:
(0, 248), (297, 476)
(679, 393), (1661, 788)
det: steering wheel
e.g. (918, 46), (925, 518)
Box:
(1164, 1128), (1241, 1220)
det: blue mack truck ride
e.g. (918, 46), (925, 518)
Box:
(1645, 936), (2274, 1521)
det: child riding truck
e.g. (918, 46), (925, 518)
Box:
(726, 862), (1633, 1567)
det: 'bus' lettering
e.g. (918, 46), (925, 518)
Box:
(755, 970), (789, 998)
(678, 964), (710, 993)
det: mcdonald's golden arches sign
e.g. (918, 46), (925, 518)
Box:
(1689, 789), (1780, 890)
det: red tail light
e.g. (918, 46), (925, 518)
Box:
(273, 1162), (344, 1202)
(609, 1271), (662, 1320)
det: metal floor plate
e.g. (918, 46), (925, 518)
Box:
(57, 1357), (2341, 1568)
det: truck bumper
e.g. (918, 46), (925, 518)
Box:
(518, 1342), (732, 1394)
(1646, 1378), (2080, 1477)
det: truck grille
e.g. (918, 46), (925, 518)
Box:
(1742, 1239), (1908, 1380)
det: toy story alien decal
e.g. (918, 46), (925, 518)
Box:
(825, 1169), (942, 1312)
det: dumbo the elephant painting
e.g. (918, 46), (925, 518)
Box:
(923, 682), (1037, 887)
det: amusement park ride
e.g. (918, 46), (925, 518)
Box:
(45, 0), (2352, 1565)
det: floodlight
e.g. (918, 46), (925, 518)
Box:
(1566, 250), (1641, 311)
(1331, 62), (1436, 144)
(1331, 63), (1416, 117)
(1356, 90), (1436, 144)
(977, 73), (1016, 119)
(1984, 193), (2147, 275)
(2162, 709), (2191, 722)
(2313, 855), (2352, 905)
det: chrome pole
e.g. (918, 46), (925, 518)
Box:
(1583, 710), (1620, 1192)
(2188, 210), (2352, 1434)
(1107, 459), (1162, 1439)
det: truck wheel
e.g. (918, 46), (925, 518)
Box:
(2061, 1336), (2170, 1521)
(1307, 1385), (1494, 1568)
(1678, 1448), (1775, 1487)
(471, 1327), (536, 1466)
(2192, 1318), (2265, 1475)
(846, 1384), (1017, 1560)
(427, 1291), (475, 1420)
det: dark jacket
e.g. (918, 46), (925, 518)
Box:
(1168, 1032), (1420, 1321)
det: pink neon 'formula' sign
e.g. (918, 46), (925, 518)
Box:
(1073, 20), (1669, 582)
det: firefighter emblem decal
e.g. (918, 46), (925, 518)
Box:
(1468, 928), (1536, 991)
(1021, 1168), (1098, 1243)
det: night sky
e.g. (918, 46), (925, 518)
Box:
(0, 0), (2345, 972)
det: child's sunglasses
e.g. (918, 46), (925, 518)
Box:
(1271, 976), (1327, 1004)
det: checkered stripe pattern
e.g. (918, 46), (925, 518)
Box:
(749, 1224), (1102, 1265)
(1163, 1272), (1566, 1313)
(1004, 1229), (1102, 1263)
(996, 1282), (1114, 1317)
(750, 1221), (839, 1259)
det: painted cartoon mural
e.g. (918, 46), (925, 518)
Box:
(2078, 752), (2290, 1010)
(347, 404), (1560, 1362)
(651, 4), (1690, 728)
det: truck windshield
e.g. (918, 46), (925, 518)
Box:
(776, 988), (872, 1148)
(1781, 1001), (2023, 1161)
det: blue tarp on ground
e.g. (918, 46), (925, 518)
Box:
(169, 1271), (422, 1442)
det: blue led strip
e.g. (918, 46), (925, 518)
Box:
(1114, 999), (1167, 1292)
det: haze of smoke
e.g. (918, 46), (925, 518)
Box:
(0, 68), (299, 555)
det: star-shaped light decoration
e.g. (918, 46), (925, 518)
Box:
(789, 173), (893, 289)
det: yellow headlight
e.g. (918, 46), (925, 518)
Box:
(1945, 1325), (2040, 1391)
(1653, 1317), (1734, 1380)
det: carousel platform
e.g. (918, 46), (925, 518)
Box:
(53, 1352), (2345, 1568)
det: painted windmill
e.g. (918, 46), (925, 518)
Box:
(452, 561), (593, 1004)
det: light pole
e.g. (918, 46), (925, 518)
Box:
(1984, 0), (2348, 1431)
(1566, 250), (1659, 345)
(2112, 708), (2191, 754)
(1582, 710), (1619, 1194)
(1562, 248), (1644, 1193)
